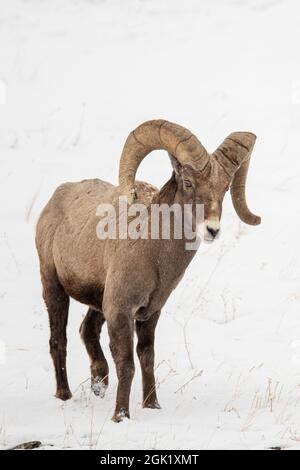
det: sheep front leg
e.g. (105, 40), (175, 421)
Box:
(107, 313), (135, 422)
(136, 311), (161, 409)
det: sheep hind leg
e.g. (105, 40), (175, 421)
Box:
(42, 271), (72, 401)
(136, 311), (161, 409)
(80, 308), (109, 397)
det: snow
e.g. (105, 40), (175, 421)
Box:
(1, 0), (300, 450)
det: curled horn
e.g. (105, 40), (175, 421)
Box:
(118, 120), (209, 203)
(213, 132), (261, 225)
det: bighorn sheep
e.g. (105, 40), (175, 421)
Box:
(36, 119), (260, 422)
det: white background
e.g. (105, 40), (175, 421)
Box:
(0, 0), (300, 450)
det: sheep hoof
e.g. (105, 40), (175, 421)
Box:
(91, 376), (108, 398)
(112, 408), (130, 423)
(55, 389), (72, 401)
(143, 400), (161, 410)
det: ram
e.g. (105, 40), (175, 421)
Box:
(36, 119), (260, 422)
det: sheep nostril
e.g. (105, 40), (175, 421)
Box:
(207, 226), (220, 238)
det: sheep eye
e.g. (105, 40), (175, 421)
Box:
(184, 180), (193, 188)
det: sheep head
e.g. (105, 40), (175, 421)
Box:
(118, 120), (261, 241)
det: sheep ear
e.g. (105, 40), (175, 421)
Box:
(168, 153), (181, 176)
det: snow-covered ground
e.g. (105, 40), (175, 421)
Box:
(1, 0), (300, 450)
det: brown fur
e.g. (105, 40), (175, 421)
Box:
(36, 120), (260, 422)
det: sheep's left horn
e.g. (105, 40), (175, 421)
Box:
(213, 132), (261, 226)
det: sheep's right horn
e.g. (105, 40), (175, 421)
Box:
(213, 132), (261, 225)
(119, 120), (209, 203)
